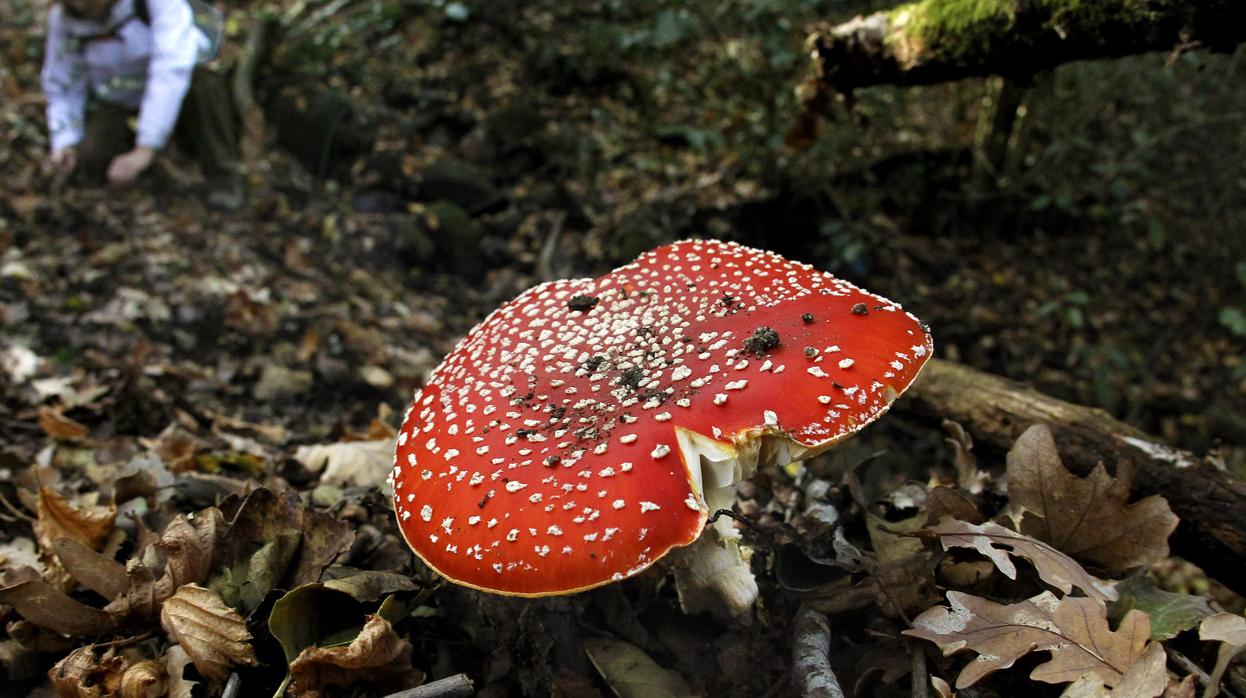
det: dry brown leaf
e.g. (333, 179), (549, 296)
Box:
(288, 614), (423, 698)
(1006, 425), (1178, 573)
(160, 584), (257, 681)
(38, 405), (90, 441)
(905, 591), (1151, 689)
(34, 487), (116, 552)
(0, 579), (118, 635)
(54, 538), (127, 600)
(923, 518), (1117, 602)
(139, 424), (204, 473)
(49, 645), (129, 698)
(1060, 642), (1169, 697)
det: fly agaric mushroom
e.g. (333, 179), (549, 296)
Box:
(391, 239), (931, 609)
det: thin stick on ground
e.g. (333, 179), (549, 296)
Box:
(792, 605), (845, 698)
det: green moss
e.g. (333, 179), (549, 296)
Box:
(886, 0), (1017, 63)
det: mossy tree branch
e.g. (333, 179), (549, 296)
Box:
(802, 0), (1246, 97)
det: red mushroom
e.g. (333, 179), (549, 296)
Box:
(391, 239), (931, 601)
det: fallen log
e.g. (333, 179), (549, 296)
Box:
(803, 0), (1246, 94)
(898, 358), (1246, 595)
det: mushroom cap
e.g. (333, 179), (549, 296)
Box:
(392, 239), (932, 596)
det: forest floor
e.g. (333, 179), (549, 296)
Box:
(2, 0), (1246, 696)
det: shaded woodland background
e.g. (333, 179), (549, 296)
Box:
(2, 0), (1246, 696)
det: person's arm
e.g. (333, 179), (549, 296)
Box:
(109, 0), (202, 185)
(41, 5), (89, 168)
(134, 0), (200, 150)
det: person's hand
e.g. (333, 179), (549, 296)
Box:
(49, 146), (77, 174)
(107, 146), (156, 188)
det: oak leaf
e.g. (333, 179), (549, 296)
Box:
(1006, 425), (1177, 572)
(287, 614), (423, 698)
(1060, 642), (1170, 698)
(924, 517), (1117, 602)
(159, 584), (257, 681)
(905, 591), (1151, 689)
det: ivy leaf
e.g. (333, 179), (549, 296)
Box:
(1109, 576), (1212, 641)
(905, 591), (1151, 689)
(1006, 425), (1177, 573)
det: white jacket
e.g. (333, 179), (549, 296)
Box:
(42, 0), (209, 151)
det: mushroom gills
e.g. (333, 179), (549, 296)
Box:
(670, 425), (818, 618)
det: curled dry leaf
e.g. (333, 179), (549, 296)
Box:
(905, 591), (1151, 690)
(922, 518), (1117, 602)
(119, 660), (166, 698)
(1006, 425), (1178, 573)
(159, 584), (257, 681)
(49, 645), (129, 698)
(34, 486), (116, 588)
(287, 614), (423, 698)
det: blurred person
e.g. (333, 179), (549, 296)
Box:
(41, 0), (242, 209)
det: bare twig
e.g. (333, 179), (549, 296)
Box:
(381, 674), (475, 698)
(791, 605), (845, 698)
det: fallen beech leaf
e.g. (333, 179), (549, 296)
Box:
(1006, 425), (1178, 572)
(922, 518), (1117, 602)
(34, 486), (116, 587)
(1200, 613), (1246, 698)
(0, 537), (41, 579)
(288, 614), (422, 698)
(294, 439), (394, 490)
(160, 584), (257, 681)
(1109, 576), (1212, 641)
(905, 591), (1151, 689)
(49, 645), (129, 697)
(0, 580), (117, 635)
(584, 637), (695, 698)
(140, 424), (204, 473)
(38, 406), (89, 441)
(1061, 642), (1169, 698)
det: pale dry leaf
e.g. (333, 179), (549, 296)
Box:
(924, 517), (1117, 601)
(1200, 613), (1246, 647)
(1006, 425), (1178, 572)
(905, 591), (1151, 689)
(159, 584), (257, 681)
(163, 645), (198, 698)
(0, 537), (41, 578)
(294, 439), (393, 490)
(1200, 613), (1246, 698)
(942, 419), (986, 493)
(287, 614), (422, 698)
